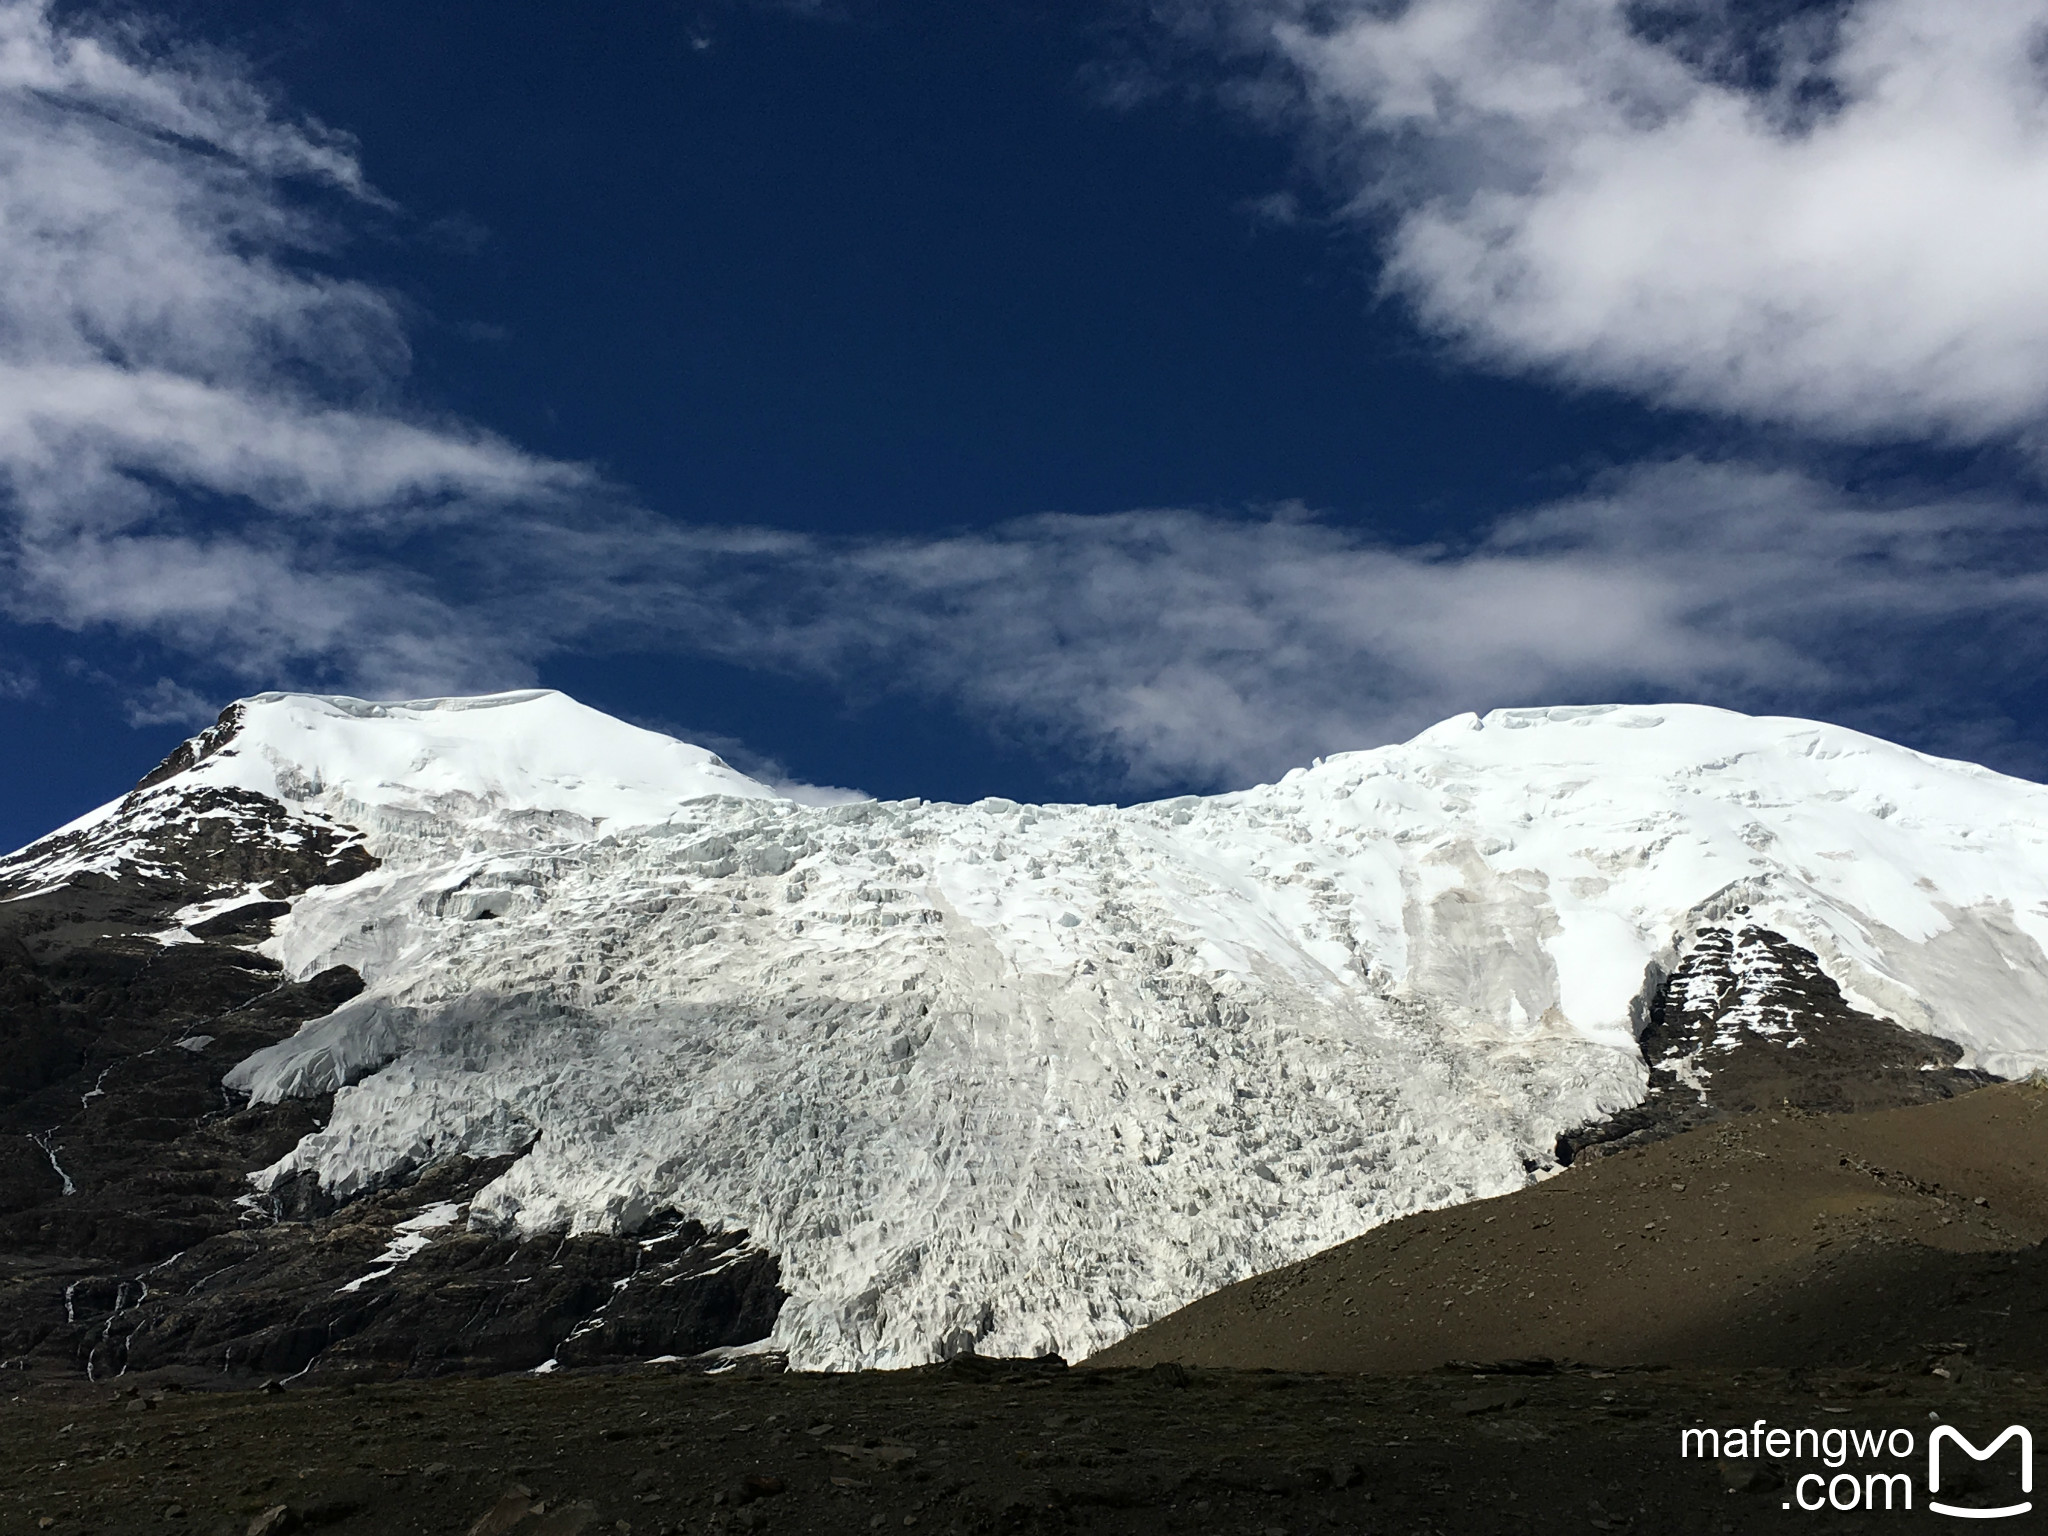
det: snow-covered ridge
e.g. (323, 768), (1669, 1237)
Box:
(155, 689), (785, 826)
(10, 690), (775, 856)
(22, 692), (2048, 1370)
(2, 690), (786, 895)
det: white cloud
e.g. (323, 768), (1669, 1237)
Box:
(1173, 0), (2048, 447)
(123, 676), (216, 728)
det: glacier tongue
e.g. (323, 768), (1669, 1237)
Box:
(70, 691), (2048, 1370)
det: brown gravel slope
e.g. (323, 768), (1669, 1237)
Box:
(1091, 1081), (2048, 1373)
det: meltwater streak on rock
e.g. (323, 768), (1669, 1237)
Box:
(11, 690), (2048, 1374)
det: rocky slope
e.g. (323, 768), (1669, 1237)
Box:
(1094, 1080), (2048, 1375)
(6, 690), (2048, 1380)
(1552, 917), (1994, 1162)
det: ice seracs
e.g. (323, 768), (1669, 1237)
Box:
(16, 691), (2048, 1371)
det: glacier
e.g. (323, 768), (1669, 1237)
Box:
(13, 688), (2048, 1371)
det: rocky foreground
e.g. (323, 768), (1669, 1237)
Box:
(3, 1350), (2039, 1534)
(6, 1079), (2048, 1534)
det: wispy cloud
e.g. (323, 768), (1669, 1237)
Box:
(0, 656), (32, 701)
(0, 0), (593, 694)
(1158, 0), (2048, 450)
(122, 676), (216, 728)
(590, 463), (2048, 786)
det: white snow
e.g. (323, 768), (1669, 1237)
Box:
(169, 690), (780, 831)
(20, 690), (2048, 1369)
(170, 885), (274, 929)
(1675, 926), (1809, 1048)
(0, 690), (784, 893)
(335, 1200), (464, 1293)
(693, 1338), (784, 1371)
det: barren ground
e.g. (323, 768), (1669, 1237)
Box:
(3, 1353), (2040, 1535)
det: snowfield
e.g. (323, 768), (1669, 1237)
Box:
(15, 690), (2048, 1369)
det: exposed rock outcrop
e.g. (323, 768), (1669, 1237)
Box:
(1554, 919), (1993, 1163)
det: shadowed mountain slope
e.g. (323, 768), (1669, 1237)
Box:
(1092, 1081), (2048, 1374)
(0, 713), (784, 1382)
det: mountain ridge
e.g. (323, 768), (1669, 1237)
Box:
(7, 690), (2048, 1377)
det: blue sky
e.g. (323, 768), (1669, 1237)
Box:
(4, 0), (2048, 847)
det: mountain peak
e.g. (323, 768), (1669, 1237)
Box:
(127, 688), (782, 830)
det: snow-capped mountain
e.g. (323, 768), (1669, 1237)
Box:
(8, 690), (2048, 1374)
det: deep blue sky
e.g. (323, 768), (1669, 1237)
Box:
(2, 0), (2043, 849)
(247, 1), (1678, 526)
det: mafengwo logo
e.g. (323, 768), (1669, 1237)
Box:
(1680, 1421), (2033, 1516)
(1930, 1428), (2032, 1520)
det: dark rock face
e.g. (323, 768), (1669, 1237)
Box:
(129, 701), (248, 792)
(0, 718), (786, 1384)
(1557, 918), (1994, 1163)
(91, 1159), (784, 1381)
(0, 792), (372, 1376)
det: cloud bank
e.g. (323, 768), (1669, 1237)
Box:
(1167, 0), (2048, 448)
(616, 465), (2048, 786)
(2, 0), (2046, 793)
